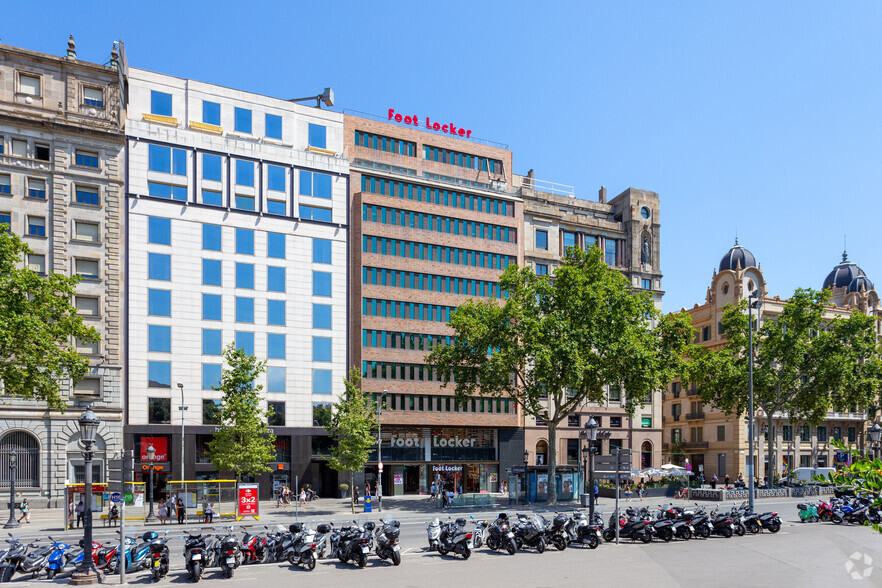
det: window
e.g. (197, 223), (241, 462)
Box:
(642, 279), (652, 290)
(148, 253), (171, 281)
(200, 225), (221, 252)
(202, 153), (222, 181)
(73, 220), (99, 243)
(235, 331), (254, 355)
(299, 170), (332, 199)
(265, 114), (282, 140)
(608, 386), (621, 402)
(610, 416), (622, 428)
(235, 296), (254, 323)
(313, 403), (332, 427)
(202, 364), (222, 391)
(75, 258), (99, 280)
(148, 398), (171, 423)
(148, 361), (171, 388)
(83, 87), (103, 108)
(308, 124), (327, 149)
(313, 369), (333, 394)
(19, 74), (41, 96)
(148, 182), (187, 201)
(267, 266), (285, 292)
(148, 289), (170, 316)
(266, 164), (286, 194)
(202, 328), (222, 355)
(27, 254), (45, 274)
(567, 414), (580, 427)
(0, 174), (10, 194)
(34, 144), (50, 161)
(562, 231), (576, 251)
(817, 426), (827, 442)
(148, 325), (171, 352)
(313, 337), (332, 362)
(642, 417), (652, 428)
(691, 427), (704, 442)
(783, 425), (793, 441)
(150, 91), (172, 116)
(235, 159), (254, 187)
(300, 205), (333, 222)
(202, 293), (222, 320)
(74, 378), (100, 396)
(702, 326), (711, 341)
(0, 213), (9, 229)
(832, 426), (842, 441)
(202, 259), (222, 286)
(75, 150), (99, 168)
(799, 455), (811, 468)
(267, 402), (285, 426)
(800, 425), (810, 440)
(235, 263), (254, 289)
(234, 107), (252, 133)
(202, 100), (220, 126)
(313, 304), (331, 329)
(313, 271), (332, 296)
(267, 333), (286, 359)
(672, 429), (682, 443)
(235, 195), (254, 211)
(535, 264), (548, 276)
(717, 425), (726, 442)
(267, 232), (285, 259)
(536, 230), (548, 250)
(313, 238), (332, 264)
(267, 366), (285, 393)
(267, 199), (285, 215)
(267, 299), (286, 325)
(75, 186), (99, 206)
(235, 228), (254, 254)
(27, 216), (45, 237)
(203, 190), (222, 206)
(148, 216), (171, 245)
(202, 399), (222, 425)
(605, 239), (617, 266)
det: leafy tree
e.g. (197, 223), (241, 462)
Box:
(426, 246), (694, 504)
(691, 288), (882, 485)
(326, 367), (378, 513)
(207, 343), (276, 480)
(819, 441), (882, 534)
(0, 227), (99, 411)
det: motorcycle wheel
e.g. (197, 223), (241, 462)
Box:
(767, 521), (781, 533)
(515, 536), (524, 550)
(552, 536), (566, 551)
(486, 536), (499, 551)
(438, 546), (449, 556)
(356, 553), (366, 568)
(287, 553), (298, 565)
(587, 535), (599, 549)
(46, 569), (56, 580)
(192, 562), (202, 583)
(223, 567), (233, 579)
(257, 550), (267, 565)
(462, 546), (471, 560)
(536, 537), (545, 554)
(721, 527), (733, 539)
(305, 553), (316, 571)
(820, 513), (831, 522)
(660, 528), (672, 542)
(681, 528), (692, 541)
(746, 522), (760, 534)
(603, 529), (615, 542)
(154, 568), (162, 582)
(698, 526), (711, 539)
(1, 566), (14, 583)
(734, 523), (746, 537)
(506, 541), (516, 556)
(391, 551), (401, 566)
(640, 532), (652, 544)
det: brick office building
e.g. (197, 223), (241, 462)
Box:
(344, 112), (525, 495)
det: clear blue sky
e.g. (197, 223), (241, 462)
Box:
(5, 2), (881, 312)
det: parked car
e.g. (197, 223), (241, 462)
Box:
(790, 467), (836, 485)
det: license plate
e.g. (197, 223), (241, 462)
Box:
(225, 557), (235, 564)
(362, 546), (370, 553)
(153, 560), (161, 568)
(392, 545), (399, 551)
(191, 554), (201, 560)
(507, 532), (514, 538)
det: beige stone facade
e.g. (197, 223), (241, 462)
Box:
(662, 244), (880, 482)
(0, 39), (125, 505)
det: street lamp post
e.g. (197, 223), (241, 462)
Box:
(378, 390), (386, 512)
(868, 423), (882, 460)
(585, 416), (599, 523)
(177, 382), (186, 484)
(581, 446), (588, 506)
(145, 444), (157, 523)
(69, 406), (100, 586)
(523, 450), (529, 505)
(747, 288), (762, 513)
(3, 453), (19, 529)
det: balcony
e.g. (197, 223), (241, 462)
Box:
(685, 412), (705, 420)
(682, 441), (709, 450)
(686, 388), (699, 397)
(671, 414), (680, 422)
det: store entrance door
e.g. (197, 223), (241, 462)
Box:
(404, 466), (420, 493)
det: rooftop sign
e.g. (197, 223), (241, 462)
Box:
(388, 108), (472, 139)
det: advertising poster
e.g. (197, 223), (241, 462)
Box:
(237, 484), (259, 520)
(394, 474), (403, 485)
(537, 474), (548, 498)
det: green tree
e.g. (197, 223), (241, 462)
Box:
(326, 367), (378, 513)
(0, 226), (99, 411)
(207, 343), (276, 480)
(426, 246), (694, 504)
(820, 444), (882, 534)
(691, 288), (882, 484)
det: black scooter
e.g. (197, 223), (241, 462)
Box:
(330, 522), (371, 568)
(512, 513), (546, 552)
(485, 513), (517, 555)
(217, 527), (241, 578)
(436, 518), (472, 559)
(149, 530), (170, 582)
(182, 531), (207, 583)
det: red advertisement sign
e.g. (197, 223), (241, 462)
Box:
(237, 484), (259, 519)
(387, 108), (472, 139)
(139, 436), (168, 462)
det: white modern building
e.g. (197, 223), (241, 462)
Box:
(124, 68), (348, 497)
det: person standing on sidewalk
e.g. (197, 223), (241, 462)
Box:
(75, 500), (84, 528)
(353, 485), (359, 506)
(176, 497), (186, 524)
(17, 499), (29, 524)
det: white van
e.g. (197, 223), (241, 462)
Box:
(790, 467), (836, 485)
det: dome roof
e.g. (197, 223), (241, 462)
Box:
(823, 252), (867, 290)
(719, 239), (757, 272)
(847, 275), (874, 294)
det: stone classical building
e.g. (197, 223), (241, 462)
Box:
(0, 38), (125, 506)
(520, 180), (664, 476)
(663, 242), (879, 481)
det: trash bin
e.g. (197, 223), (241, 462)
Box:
(580, 493), (590, 507)
(364, 495), (372, 513)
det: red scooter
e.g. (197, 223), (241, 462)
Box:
(817, 499), (835, 522)
(240, 530), (268, 564)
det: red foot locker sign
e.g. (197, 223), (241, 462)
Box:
(237, 484), (259, 520)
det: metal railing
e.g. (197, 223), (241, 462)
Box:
(518, 177), (575, 197)
(686, 412), (706, 420)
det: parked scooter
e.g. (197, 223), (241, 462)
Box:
(182, 530), (208, 583)
(797, 502), (820, 523)
(45, 538), (73, 579)
(562, 511), (602, 548)
(434, 518), (472, 559)
(218, 527), (242, 578)
(0, 535), (32, 583)
(469, 516), (488, 549)
(3, 537), (49, 581)
(147, 530), (170, 582)
(374, 519), (401, 566)
(284, 523), (317, 570)
(330, 521), (372, 568)
(240, 528), (268, 565)
(485, 513), (517, 555)
(512, 513), (547, 552)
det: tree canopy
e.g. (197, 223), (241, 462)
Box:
(426, 246), (694, 503)
(0, 227), (99, 411)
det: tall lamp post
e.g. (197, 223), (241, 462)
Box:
(70, 406), (100, 586)
(581, 446), (589, 505)
(868, 423), (882, 460)
(4, 453), (19, 529)
(177, 382), (186, 484)
(747, 288), (762, 513)
(144, 444), (157, 523)
(378, 390), (386, 511)
(585, 416), (599, 523)
(523, 450), (529, 505)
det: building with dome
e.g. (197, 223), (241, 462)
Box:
(662, 242), (880, 482)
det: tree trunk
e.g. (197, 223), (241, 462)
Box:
(350, 470), (355, 514)
(547, 423), (558, 505)
(766, 415), (775, 487)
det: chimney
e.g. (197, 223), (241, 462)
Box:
(599, 185), (607, 203)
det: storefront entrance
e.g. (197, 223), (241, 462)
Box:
(404, 465), (420, 493)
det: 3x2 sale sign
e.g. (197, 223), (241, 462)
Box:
(237, 484), (259, 520)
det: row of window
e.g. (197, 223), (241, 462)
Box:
(12, 72), (105, 108)
(361, 175), (515, 217)
(382, 393), (516, 415)
(149, 90), (328, 149)
(363, 266), (504, 299)
(363, 361), (448, 382)
(0, 135), (99, 168)
(362, 235), (516, 270)
(149, 355), (333, 393)
(148, 326), (332, 362)
(668, 425), (857, 444)
(354, 131), (416, 156)
(535, 229), (618, 265)
(0, 173), (104, 206)
(362, 298), (454, 322)
(423, 145), (503, 174)
(362, 330), (452, 350)
(149, 400), (332, 429)
(362, 204), (518, 244)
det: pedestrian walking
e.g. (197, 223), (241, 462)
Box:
(637, 482), (645, 501)
(593, 483), (599, 504)
(176, 497), (186, 524)
(711, 474), (718, 490)
(17, 499), (29, 524)
(276, 487), (284, 508)
(624, 481), (632, 502)
(75, 500), (84, 528)
(299, 488), (307, 507)
(354, 485), (360, 506)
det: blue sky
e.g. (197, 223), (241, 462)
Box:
(5, 1), (881, 311)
